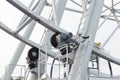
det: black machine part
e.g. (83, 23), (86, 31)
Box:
(27, 47), (39, 69)
(51, 32), (79, 55)
(28, 47), (39, 61)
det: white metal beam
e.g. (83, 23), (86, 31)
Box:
(42, 0), (69, 49)
(15, 18), (33, 33)
(93, 46), (120, 66)
(17, 0), (35, 27)
(1, 20), (120, 67)
(89, 77), (120, 80)
(7, 0), (67, 34)
(102, 1), (120, 13)
(71, 0), (82, 7)
(46, 3), (83, 14)
(2, 0), (46, 79)
(55, 0), (68, 25)
(0, 21), (60, 58)
(102, 23), (120, 47)
(15, 0), (46, 34)
(69, 0), (104, 80)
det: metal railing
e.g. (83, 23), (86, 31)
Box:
(5, 64), (26, 80)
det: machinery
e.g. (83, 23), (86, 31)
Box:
(0, 0), (120, 80)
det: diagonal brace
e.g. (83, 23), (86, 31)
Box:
(0, 22), (57, 58)
(7, 0), (67, 34)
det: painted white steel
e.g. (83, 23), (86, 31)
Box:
(3, 0), (46, 80)
(69, 0), (104, 80)
(93, 46), (120, 66)
(89, 77), (120, 80)
(7, 0), (67, 34)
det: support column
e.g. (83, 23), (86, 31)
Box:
(69, 0), (104, 80)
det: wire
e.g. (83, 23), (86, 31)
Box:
(108, 61), (113, 76)
(50, 58), (56, 78)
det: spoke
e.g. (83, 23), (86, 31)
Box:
(101, 16), (120, 22)
(16, 0), (41, 32)
(17, 0), (35, 27)
(46, 3), (83, 14)
(17, 0), (44, 27)
(112, 12), (119, 24)
(111, 0), (114, 9)
(102, 1), (120, 13)
(15, 18), (33, 33)
(7, 0), (67, 33)
(0, 21), (59, 58)
(65, 7), (83, 13)
(102, 23), (120, 47)
(103, 4), (111, 11)
(52, 0), (58, 26)
(31, 0), (41, 11)
(71, 0), (82, 7)
(101, 15), (120, 17)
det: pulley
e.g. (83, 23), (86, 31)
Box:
(27, 47), (39, 69)
(50, 32), (79, 55)
(28, 47), (39, 61)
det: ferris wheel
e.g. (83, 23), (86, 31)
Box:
(0, 0), (120, 80)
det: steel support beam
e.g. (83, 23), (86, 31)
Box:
(1, 20), (120, 67)
(38, 1), (69, 79)
(3, 0), (46, 80)
(7, 0), (67, 34)
(0, 21), (61, 58)
(42, 0), (68, 49)
(55, 0), (68, 25)
(1, 0), (120, 80)
(69, 0), (104, 80)
(93, 47), (120, 66)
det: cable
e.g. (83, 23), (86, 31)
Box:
(50, 57), (73, 78)
(108, 61), (113, 76)
(50, 58), (56, 78)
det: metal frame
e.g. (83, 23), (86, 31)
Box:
(0, 0), (120, 80)
(69, 0), (104, 80)
(2, 0), (46, 80)
(7, 0), (67, 34)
